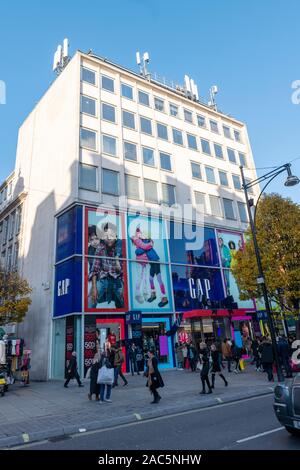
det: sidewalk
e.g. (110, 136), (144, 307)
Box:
(0, 365), (275, 448)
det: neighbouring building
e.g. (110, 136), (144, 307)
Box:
(0, 49), (265, 379)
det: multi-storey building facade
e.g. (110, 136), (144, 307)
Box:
(0, 50), (260, 380)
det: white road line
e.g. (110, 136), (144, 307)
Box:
(236, 426), (284, 443)
(134, 413), (142, 420)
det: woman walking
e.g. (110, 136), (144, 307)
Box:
(88, 353), (100, 401)
(98, 350), (114, 403)
(199, 342), (212, 394)
(210, 344), (228, 388)
(145, 349), (164, 404)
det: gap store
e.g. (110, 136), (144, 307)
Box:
(51, 204), (255, 379)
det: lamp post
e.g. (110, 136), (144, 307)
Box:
(240, 163), (299, 383)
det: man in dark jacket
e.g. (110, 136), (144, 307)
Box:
(128, 343), (140, 376)
(261, 338), (274, 381)
(64, 351), (83, 388)
(278, 336), (293, 378)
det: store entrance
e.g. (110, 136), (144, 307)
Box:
(142, 322), (169, 365)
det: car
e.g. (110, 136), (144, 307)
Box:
(273, 373), (300, 436)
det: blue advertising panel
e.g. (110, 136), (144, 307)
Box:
(168, 221), (219, 267)
(172, 265), (225, 311)
(127, 215), (173, 312)
(56, 206), (83, 262)
(54, 257), (82, 317)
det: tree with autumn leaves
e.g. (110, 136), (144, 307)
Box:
(0, 266), (31, 326)
(231, 194), (300, 320)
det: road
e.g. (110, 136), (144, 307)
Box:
(16, 395), (300, 450)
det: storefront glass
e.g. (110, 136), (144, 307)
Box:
(142, 317), (173, 369)
(52, 317), (66, 379)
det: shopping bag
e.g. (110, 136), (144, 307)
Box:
(85, 366), (91, 380)
(239, 359), (245, 371)
(196, 361), (203, 371)
(97, 365), (114, 385)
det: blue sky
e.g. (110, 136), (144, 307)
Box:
(0, 0), (299, 202)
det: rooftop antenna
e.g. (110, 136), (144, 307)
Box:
(209, 85), (218, 111)
(53, 38), (71, 75)
(136, 51), (151, 79)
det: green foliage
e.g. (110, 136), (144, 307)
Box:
(0, 266), (32, 326)
(231, 194), (300, 316)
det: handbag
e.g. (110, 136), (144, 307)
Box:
(97, 365), (114, 385)
(196, 360), (202, 371)
(85, 366), (92, 380)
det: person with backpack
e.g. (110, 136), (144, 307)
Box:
(113, 342), (128, 387)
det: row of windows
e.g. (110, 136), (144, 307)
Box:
(80, 125), (247, 167)
(0, 182), (12, 205)
(0, 206), (22, 248)
(190, 162), (252, 192)
(0, 241), (19, 272)
(79, 163), (248, 223)
(81, 67), (243, 143)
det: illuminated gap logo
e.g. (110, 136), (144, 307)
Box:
(0, 81), (6, 104)
(58, 278), (70, 296)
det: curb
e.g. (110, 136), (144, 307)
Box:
(1, 388), (274, 449)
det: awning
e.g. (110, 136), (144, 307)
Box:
(183, 309), (254, 320)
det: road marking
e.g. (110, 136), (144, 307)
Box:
(216, 398), (223, 403)
(236, 426), (284, 443)
(134, 413), (142, 420)
(22, 433), (30, 443)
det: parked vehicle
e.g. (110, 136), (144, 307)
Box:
(273, 373), (300, 436)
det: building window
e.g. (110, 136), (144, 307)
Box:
(102, 135), (117, 156)
(172, 128), (183, 145)
(124, 141), (137, 162)
(234, 129), (241, 142)
(101, 75), (114, 92)
(197, 114), (206, 128)
(0, 222), (2, 247)
(194, 192), (207, 213)
(122, 110), (135, 129)
(232, 175), (242, 190)
(157, 123), (168, 140)
(223, 198), (236, 220)
(7, 246), (12, 272)
(219, 171), (229, 187)
(223, 125), (231, 139)
(125, 175), (140, 200)
(3, 217), (9, 243)
(184, 109), (193, 123)
(162, 183), (176, 206)
(154, 97), (164, 112)
(238, 202), (248, 222)
(142, 147), (155, 166)
(169, 103), (179, 117)
(102, 169), (119, 196)
(140, 117), (152, 135)
(80, 128), (97, 150)
(9, 211), (15, 239)
(138, 90), (150, 106)
(102, 103), (116, 123)
(209, 195), (223, 217)
(144, 179), (158, 203)
(79, 163), (98, 191)
(13, 242), (19, 271)
(187, 134), (198, 150)
(239, 152), (247, 168)
(191, 162), (202, 180)
(214, 143), (223, 159)
(201, 139), (211, 155)
(210, 120), (219, 133)
(81, 67), (96, 85)
(160, 152), (172, 171)
(15, 206), (22, 234)
(227, 148), (237, 164)
(81, 95), (96, 116)
(121, 83), (133, 100)
(205, 166), (216, 184)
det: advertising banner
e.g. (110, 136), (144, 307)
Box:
(56, 206), (82, 262)
(127, 215), (173, 312)
(53, 257), (82, 317)
(85, 208), (128, 312)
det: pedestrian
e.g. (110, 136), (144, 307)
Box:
(64, 351), (84, 388)
(145, 348), (164, 404)
(222, 338), (232, 372)
(231, 340), (242, 373)
(210, 344), (228, 388)
(199, 342), (213, 394)
(175, 342), (184, 370)
(188, 343), (197, 372)
(88, 353), (100, 401)
(182, 343), (188, 369)
(278, 336), (293, 378)
(251, 338), (260, 370)
(98, 350), (114, 403)
(128, 342), (140, 376)
(261, 337), (274, 382)
(113, 342), (128, 387)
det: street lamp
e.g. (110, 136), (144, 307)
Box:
(240, 163), (299, 383)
